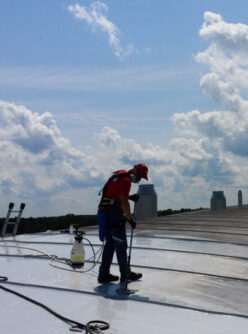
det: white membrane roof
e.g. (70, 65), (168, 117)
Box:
(1, 206), (248, 333)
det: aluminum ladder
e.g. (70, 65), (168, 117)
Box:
(1, 202), (26, 236)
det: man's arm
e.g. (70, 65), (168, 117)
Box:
(120, 195), (137, 229)
(120, 195), (132, 221)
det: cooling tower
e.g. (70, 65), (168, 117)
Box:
(134, 184), (157, 220)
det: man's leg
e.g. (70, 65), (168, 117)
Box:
(111, 226), (128, 280)
(98, 229), (119, 282)
(112, 226), (142, 282)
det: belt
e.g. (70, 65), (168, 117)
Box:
(100, 196), (116, 207)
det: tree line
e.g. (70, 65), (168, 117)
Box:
(0, 208), (203, 235)
(0, 214), (97, 235)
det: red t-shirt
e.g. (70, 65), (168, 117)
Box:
(105, 170), (131, 203)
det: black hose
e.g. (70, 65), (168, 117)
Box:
(0, 276), (109, 333)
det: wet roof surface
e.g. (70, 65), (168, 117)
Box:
(1, 207), (248, 333)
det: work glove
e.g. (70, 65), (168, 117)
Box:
(128, 219), (136, 229)
(128, 194), (139, 202)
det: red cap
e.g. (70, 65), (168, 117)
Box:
(134, 163), (148, 180)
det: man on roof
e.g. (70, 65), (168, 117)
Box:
(97, 163), (148, 284)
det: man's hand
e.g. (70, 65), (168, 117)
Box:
(128, 219), (136, 229)
(128, 194), (139, 202)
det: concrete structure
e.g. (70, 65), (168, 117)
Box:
(135, 184), (157, 220)
(210, 191), (226, 210)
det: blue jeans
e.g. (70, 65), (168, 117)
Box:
(99, 224), (128, 278)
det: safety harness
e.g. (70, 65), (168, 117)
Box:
(98, 171), (130, 208)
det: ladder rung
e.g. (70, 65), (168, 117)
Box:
(1, 202), (25, 236)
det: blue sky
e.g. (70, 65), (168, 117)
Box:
(1, 0), (248, 217)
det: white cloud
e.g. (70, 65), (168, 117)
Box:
(0, 101), (215, 215)
(174, 12), (248, 160)
(0, 101), (62, 153)
(200, 12), (248, 53)
(68, 2), (135, 60)
(145, 47), (152, 54)
(0, 98), (242, 216)
(0, 101), (102, 194)
(196, 11), (248, 110)
(167, 12), (248, 204)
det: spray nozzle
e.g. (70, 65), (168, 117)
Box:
(75, 230), (85, 236)
(74, 230), (85, 242)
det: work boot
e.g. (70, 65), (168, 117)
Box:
(121, 271), (142, 282)
(98, 272), (119, 283)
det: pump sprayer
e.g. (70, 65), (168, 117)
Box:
(70, 229), (85, 269)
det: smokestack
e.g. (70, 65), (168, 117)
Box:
(238, 190), (243, 208)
